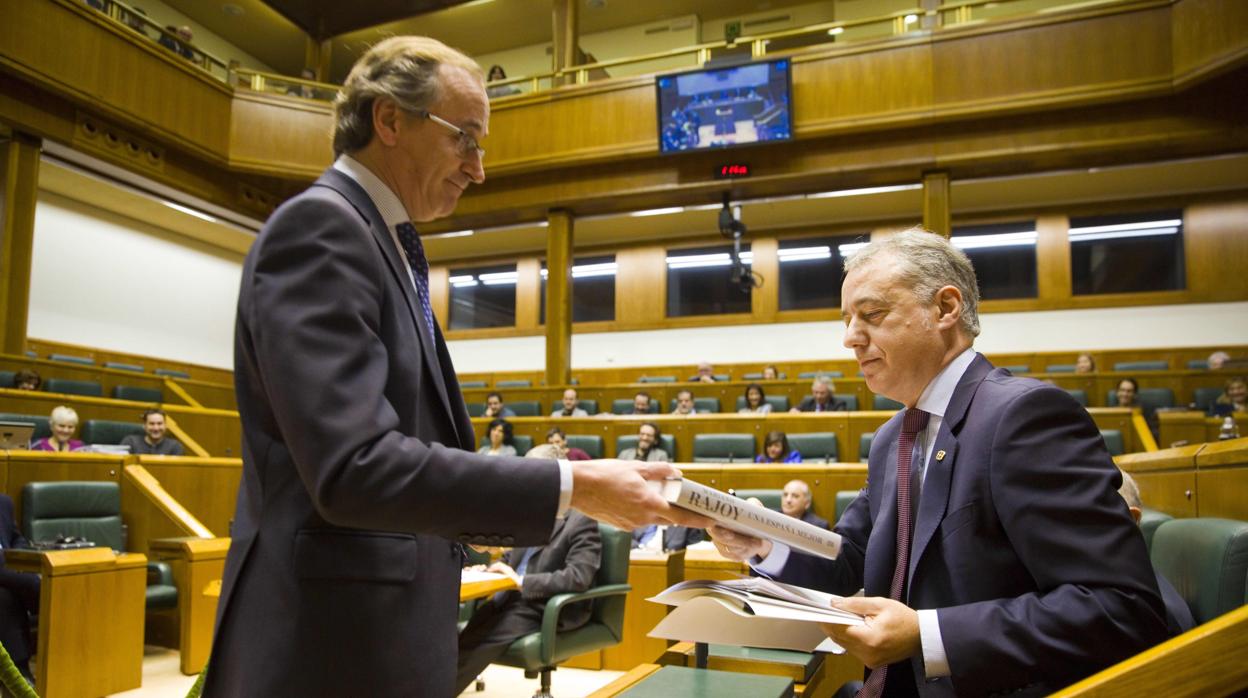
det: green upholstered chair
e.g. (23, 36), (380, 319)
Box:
(612, 399), (658, 415)
(734, 395), (791, 413)
(1139, 507), (1173, 552)
(741, 372), (762, 380)
(1046, 363), (1077, 372)
(669, 397), (721, 414)
(872, 395), (904, 411)
(1113, 360), (1168, 372)
(81, 420), (145, 445)
(835, 490), (859, 521)
(154, 369), (190, 379)
(1187, 359), (1210, 370)
(1194, 387), (1224, 413)
(786, 432), (838, 462)
(0, 370), (14, 388)
(616, 434), (676, 460)
(1099, 430), (1124, 457)
(1064, 389), (1088, 407)
(1150, 518), (1248, 625)
(105, 362), (144, 372)
(565, 435), (603, 459)
(834, 394), (859, 411)
(509, 401), (542, 417)
(638, 375), (676, 383)
(21, 481), (178, 611)
(687, 374), (731, 383)
(1106, 388), (1175, 412)
(496, 379), (532, 388)
(576, 399), (599, 415)
(733, 489), (782, 512)
(48, 353), (94, 366)
(1001, 364), (1030, 374)
(44, 378), (103, 397)
(112, 385), (163, 403)
(859, 432), (875, 463)
(478, 434), (534, 455)
(459, 380), (487, 388)
(467, 402), (486, 418)
(692, 434), (756, 463)
(497, 524), (631, 698)
(799, 371), (842, 379)
(0, 413), (50, 441)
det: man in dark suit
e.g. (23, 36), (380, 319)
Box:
(205, 36), (704, 698)
(791, 376), (848, 412)
(0, 494), (39, 685)
(455, 510), (601, 693)
(781, 479), (829, 529)
(711, 230), (1168, 696)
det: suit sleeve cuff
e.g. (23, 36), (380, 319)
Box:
(750, 541), (791, 577)
(556, 459), (573, 518)
(918, 609), (951, 677)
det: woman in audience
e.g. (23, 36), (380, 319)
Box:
(756, 430), (801, 464)
(1075, 353), (1096, 373)
(738, 383), (772, 414)
(31, 406), (83, 452)
(1214, 376), (1247, 414)
(762, 365), (780, 380)
(1116, 378), (1139, 408)
(476, 418), (516, 457)
(11, 369), (40, 391)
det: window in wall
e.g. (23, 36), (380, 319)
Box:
(539, 255), (617, 323)
(666, 244), (752, 317)
(1069, 210), (1185, 295)
(447, 264), (517, 330)
(950, 222), (1038, 300)
(777, 234), (866, 311)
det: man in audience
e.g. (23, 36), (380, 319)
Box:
(11, 369), (40, 391)
(546, 427), (590, 460)
(630, 391), (653, 415)
(780, 479), (828, 529)
(0, 493), (39, 686)
(207, 37), (703, 696)
(1117, 470), (1195, 636)
(619, 423), (669, 462)
(483, 391), (516, 418)
(671, 389), (699, 415)
(791, 375), (847, 413)
(455, 448), (603, 694)
(710, 230), (1166, 696)
(632, 522), (704, 551)
(1208, 351), (1230, 370)
(121, 409), (185, 456)
(692, 361), (717, 383)
(550, 388), (587, 417)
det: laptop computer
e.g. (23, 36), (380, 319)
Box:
(0, 421), (34, 450)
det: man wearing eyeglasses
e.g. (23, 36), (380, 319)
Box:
(205, 36), (707, 698)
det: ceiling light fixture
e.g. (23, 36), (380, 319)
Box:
(630, 207), (685, 218)
(806, 183), (921, 199)
(950, 231), (1038, 250)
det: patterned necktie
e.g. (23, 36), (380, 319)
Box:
(859, 407), (930, 698)
(395, 222), (436, 339)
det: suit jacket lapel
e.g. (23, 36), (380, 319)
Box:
(907, 354), (993, 586)
(312, 169), (467, 449)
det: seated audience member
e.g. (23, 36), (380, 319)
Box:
(756, 430), (801, 464)
(174, 25), (195, 60)
(455, 446), (602, 694)
(692, 361), (716, 383)
(0, 493), (39, 686)
(738, 383), (772, 414)
(762, 365), (780, 380)
(791, 375), (847, 413)
(31, 406), (83, 452)
(1117, 471), (1195, 636)
(550, 388), (587, 418)
(545, 427), (590, 461)
(780, 479), (827, 529)
(1208, 351), (1230, 370)
(286, 68), (318, 99)
(1213, 376), (1247, 415)
(1116, 377), (1139, 408)
(476, 418), (516, 457)
(1075, 352), (1096, 373)
(11, 369), (40, 391)
(483, 391), (516, 418)
(485, 64), (521, 98)
(632, 523), (704, 552)
(618, 422), (668, 462)
(630, 391), (653, 415)
(671, 389), (698, 415)
(120, 408), (185, 455)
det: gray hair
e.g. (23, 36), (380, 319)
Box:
(843, 228), (981, 337)
(50, 405), (79, 426)
(811, 374), (835, 391)
(1117, 469), (1142, 510)
(332, 36), (483, 157)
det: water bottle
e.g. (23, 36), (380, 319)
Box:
(1218, 416), (1239, 440)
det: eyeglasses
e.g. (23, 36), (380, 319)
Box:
(420, 110), (485, 160)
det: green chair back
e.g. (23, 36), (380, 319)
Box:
(1106, 388), (1175, 412)
(0, 371), (14, 387)
(1114, 360), (1168, 371)
(0, 413), (50, 441)
(687, 374), (730, 382)
(49, 353), (94, 366)
(616, 434), (676, 460)
(799, 371), (843, 379)
(1194, 387), (1223, 412)
(1139, 507), (1173, 552)
(859, 432), (875, 463)
(508, 400), (542, 417)
(496, 379), (532, 388)
(669, 397), (721, 413)
(1100, 429), (1124, 456)
(872, 395), (904, 410)
(105, 362), (144, 372)
(593, 525), (631, 630)
(154, 368), (190, 379)
(1150, 518), (1248, 625)
(1046, 363), (1077, 373)
(612, 399), (658, 415)
(1065, 389), (1088, 407)
(477, 434), (534, 454)
(692, 433), (755, 463)
(734, 395), (790, 412)
(577, 399), (599, 415)
(638, 375), (676, 383)
(466, 402), (486, 417)
(44, 378), (103, 397)
(565, 435), (603, 459)
(835, 490), (859, 521)
(1001, 364), (1030, 374)
(459, 380), (487, 389)
(22, 481), (124, 549)
(81, 419), (144, 445)
(787, 432), (838, 462)
(1187, 359), (1210, 370)
(834, 394), (859, 411)
(733, 489), (781, 512)
(112, 385), (163, 402)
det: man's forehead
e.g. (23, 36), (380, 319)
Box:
(435, 65), (489, 133)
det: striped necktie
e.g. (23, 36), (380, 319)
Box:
(395, 222), (436, 339)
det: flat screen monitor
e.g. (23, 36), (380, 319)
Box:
(656, 59), (792, 154)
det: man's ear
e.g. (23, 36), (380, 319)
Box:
(934, 285), (963, 330)
(372, 98), (404, 147)
(1128, 505), (1142, 525)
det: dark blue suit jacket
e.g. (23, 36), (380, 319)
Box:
(777, 355), (1168, 696)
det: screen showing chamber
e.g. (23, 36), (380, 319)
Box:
(656, 59), (792, 154)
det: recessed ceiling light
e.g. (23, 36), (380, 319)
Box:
(222, 4), (244, 16)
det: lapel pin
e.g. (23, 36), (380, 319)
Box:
(935, 450), (946, 462)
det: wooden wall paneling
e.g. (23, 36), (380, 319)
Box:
(792, 42), (935, 132)
(1158, 411), (1211, 450)
(177, 378), (238, 411)
(1170, 0), (1248, 85)
(1034, 214), (1071, 302)
(1116, 444), (1201, 518)
(125, 456), (242, 549)
(923, 171), (951, 236)
(227, 92), (332, 177)
(3, 452), (124, 524)
(1089, 408), (1138, 454)
(545, 210), (573, 384)
(23, 337), (235, 385)
(750, 237), (779, 321)
(1183, 200), (1248, 302)
(0, 133), (39, 355)
(516, 256), (542, 332)
(162, 405), (242, 458)
(1194, 436), (1248, 520)
(615, 245), (667, 326)
(0, 355), (178, 403)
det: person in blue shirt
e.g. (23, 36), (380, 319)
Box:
(756, 430), (801, 464)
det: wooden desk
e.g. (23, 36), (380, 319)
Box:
(6, 547), (146, 698)
(684, 545), (749, 582)
(599, 549), (685, 671)
(149, 536), (230, 675)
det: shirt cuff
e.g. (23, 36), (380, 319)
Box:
(750, 541), (791, 577)
(918, 609), (951, 677)
(556, 459), (573, 518)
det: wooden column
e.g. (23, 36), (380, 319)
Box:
(1035, 214), (1072, 304)
(545, 210), (573, 386)
(552, 0), (579, 85)
(922, 170), (951, 237)
(750, 236), (779, 321)
(0, 132), (40, 355)
(304, 36), (332, 81)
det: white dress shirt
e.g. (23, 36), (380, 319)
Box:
(332, 156), (573, 516)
